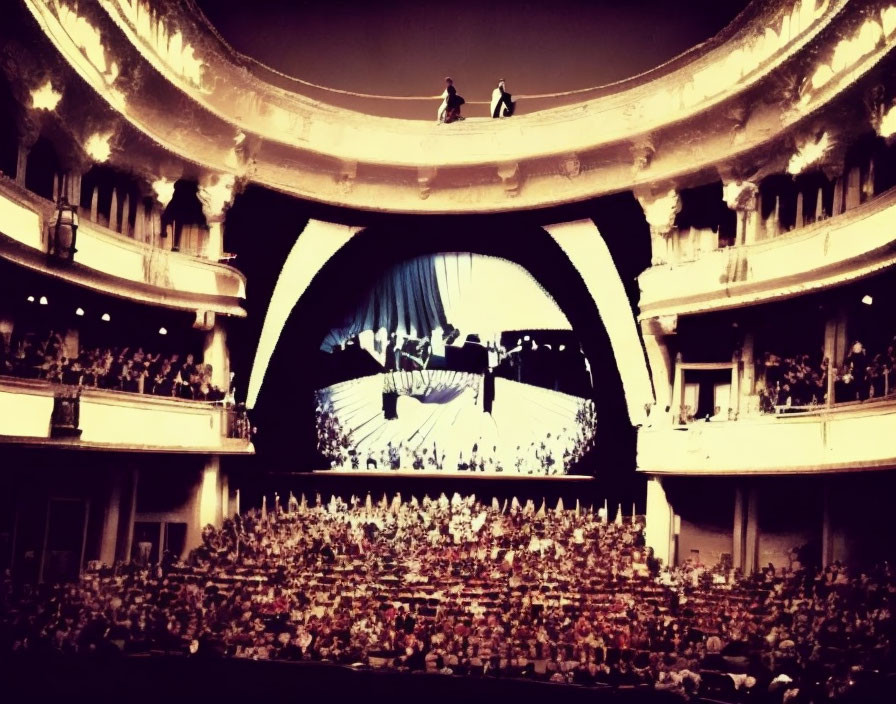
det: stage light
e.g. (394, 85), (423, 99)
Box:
(39, 296), (48, 305)
(26, 295), (35, 302)
(75, 307), (85, 316)
(158, 327), (168, 335)
(101, 313), (111, 322)
(862, 295), (873, 305)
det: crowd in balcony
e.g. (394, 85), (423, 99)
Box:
(2, 494), (894, 701)
(758, 337), (896, 412)
(0, 329), (225, 401)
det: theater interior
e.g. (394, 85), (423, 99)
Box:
(1, 0), (896, 701)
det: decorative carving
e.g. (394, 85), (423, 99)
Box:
(767, 69), (809, 111)
(497, 162), (521, 197)
(635, 188), (680, 266)
(198, 172), (236, 222)
(630, 135), (656, 173)
(558, 153), (581, 179)
(336, 160), (357, 193)
(417, 166), (436, 200)
(723, 103), (751, 144)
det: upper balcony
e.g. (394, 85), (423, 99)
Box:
(0, 175), (246, 316)
(639, 183), (896, 320)
(19, 0), (896, 213)
(0, 375), (252, 453)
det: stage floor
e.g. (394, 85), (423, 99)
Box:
(312, 469), (594, 481)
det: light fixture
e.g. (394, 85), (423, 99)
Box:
(26, 295), (35, 303)
(39, 296), (48, 306)
(101, 313), (111, 322)
(51, 194), (79, 261)
(75, 307), (85, 316)
(158, 327), (168, 335)
(862, 294), (873, 306)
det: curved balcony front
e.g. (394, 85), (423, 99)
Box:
(0, 176), (246, 316)
(23, 0), (896, 213)
(638, 398), (896, 474)
(639, 185), (896, 320)
(0, 376), (252, 453)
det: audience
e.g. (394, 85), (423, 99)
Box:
(759, 336), (896, 411)
(2, 494), (893, 703)
(1, 329), (225, 401)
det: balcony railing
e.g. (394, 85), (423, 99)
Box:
(0, 376), (252, 453)
(638, 397), (896, 475)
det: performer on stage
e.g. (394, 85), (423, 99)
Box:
(490, 78), (516, 118)
(437, 77), (465, 123)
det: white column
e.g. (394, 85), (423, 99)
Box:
(99, 471), (123, 566)
(206, 218), (224, 261)
(109, 188), (119, 231)
(186, 457), (223, 553)
(844, 166), (862, 211)
(671, 353), (684, 424)
(198, 172), (236, 260)
(200, 456), (222, 529)
(641, 316), (677, 424)
(722, 181), (759, 246)
(635, 189), (680, 266)
(203, 317), (230, 391)
(645, 476), (674, 568)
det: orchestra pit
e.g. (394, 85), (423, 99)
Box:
(1, 1), (896, 702)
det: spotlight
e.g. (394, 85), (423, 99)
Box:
(861, 295), (873, 306)
(101, 313), (111, 322)
(75, 307), (85, 316)
(26, 295), (35, 303)
(158, 327), (168, 335)
(39, 296), (48, 306)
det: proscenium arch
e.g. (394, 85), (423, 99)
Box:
(250, 218), (650, 486)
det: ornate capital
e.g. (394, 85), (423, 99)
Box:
(497, 162), (521, 197)
(635, 188), (680, 236)
(199, 172), (237, 223)
(336, 160), (357, 193)
(558, 153), (581, 179)
(630, 135), (656, 173)
(722, 180), (758, 212)
(417, 166), (436, 200)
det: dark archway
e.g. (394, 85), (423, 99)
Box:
(253, 218), (638, 502)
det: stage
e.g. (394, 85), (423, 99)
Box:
(312, 469), (594, 480)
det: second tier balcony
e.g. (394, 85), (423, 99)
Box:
(638, 397), (896, 475)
